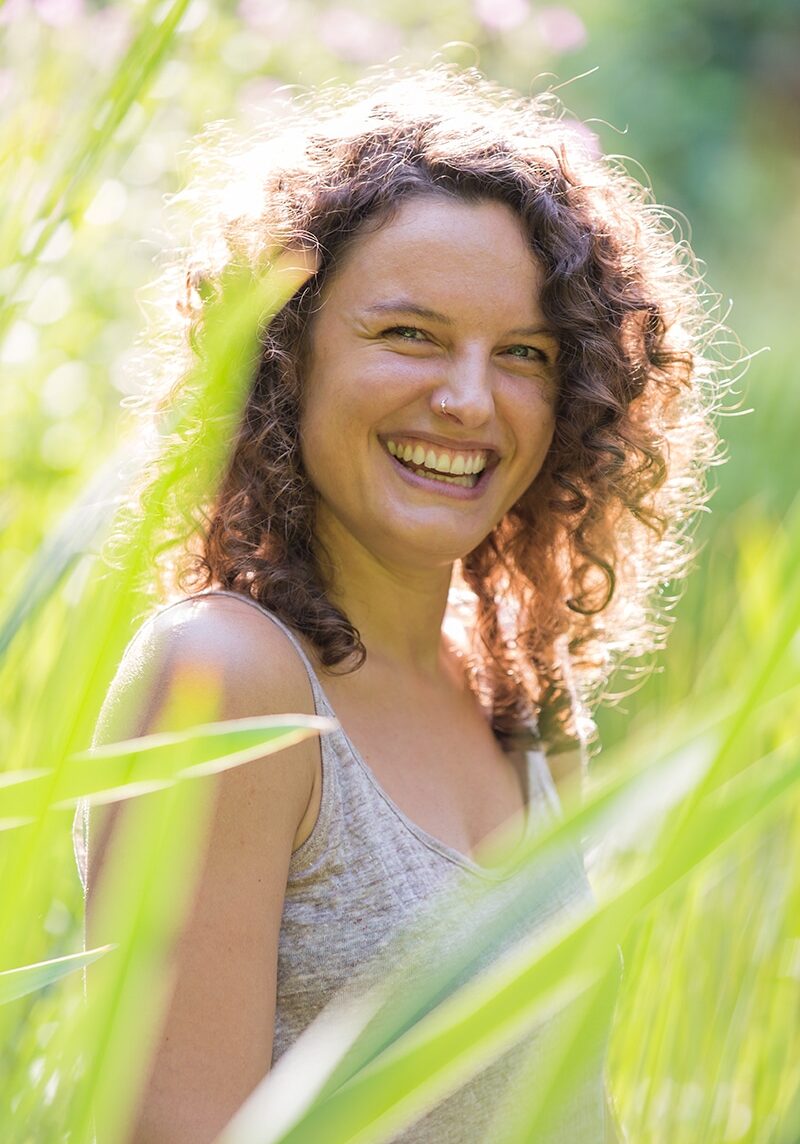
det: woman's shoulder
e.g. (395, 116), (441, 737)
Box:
(98, 591), (319, 748)
(137, 591), (310, 690)
(87, 592), (320, 892)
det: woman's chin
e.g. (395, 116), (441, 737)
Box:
(368, 512), (496, 570)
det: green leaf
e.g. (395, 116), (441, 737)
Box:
(0, 946), (114, 1006)
(0, 714), (336, 827)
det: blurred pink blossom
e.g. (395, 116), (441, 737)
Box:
(534, 5), (587, 53)
(35, 0), (84, 27)
(0, 0), (85, 26)
(0, 0), (30, 25)
(473, 0), (530, 33)
(318, 7), (403, 63)
(237, 0), (291, 36)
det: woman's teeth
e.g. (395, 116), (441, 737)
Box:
(386, 439), (487, 488)
(409, 467), (478, 487)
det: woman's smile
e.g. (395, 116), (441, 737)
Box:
(380, 434), (499, 497)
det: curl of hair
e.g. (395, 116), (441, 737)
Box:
(116, 66), (735, 751)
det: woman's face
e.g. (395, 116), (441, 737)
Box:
(300, 194), (560, 571)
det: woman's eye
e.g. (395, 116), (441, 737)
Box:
(384, 325), (427, 342)
(504, 344), (549, 363)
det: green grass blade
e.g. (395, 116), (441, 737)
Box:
(0, 714), (335, 827)
(0, 448), (134, 659)
(0, 248), (318, 1140)
(0, 0), (191, 315)
(491, 958), (622, 1144)
(64, 777), (216, 1142)
(0, 946), (113, 1006)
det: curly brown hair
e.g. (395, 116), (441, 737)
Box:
(128, 66), (728, 749)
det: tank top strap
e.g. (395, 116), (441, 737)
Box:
(525, 745), (564, 822)
(168, 589), (336, 721)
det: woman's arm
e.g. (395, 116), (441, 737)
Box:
(87, 596), (319, 1144)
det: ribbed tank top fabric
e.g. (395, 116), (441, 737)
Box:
(73, 590), (610, 1142)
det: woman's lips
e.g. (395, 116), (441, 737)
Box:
(385, 447), (493, 501)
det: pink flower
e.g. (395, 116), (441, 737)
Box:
(318, 7), (402, 64)
(0, 0), (30, 25)
(35, 0), (85, 27)
(473, 0), (530, 33)
(534, 6), (587, 53)
(237, 0), (291, 36)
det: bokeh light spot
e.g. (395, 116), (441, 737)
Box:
(41, 360), (90, 418)
(28, 275), (72, 325)
(84, 179), (128, 227)
(40, 421), (85, 470)
(1, 320), (39, 365)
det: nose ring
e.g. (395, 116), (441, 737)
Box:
(440, 397), (449, 417)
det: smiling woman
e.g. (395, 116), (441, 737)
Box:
(300, 197), (559, 570)
(77, 65), (724, 1144)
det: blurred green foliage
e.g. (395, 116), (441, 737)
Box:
(3, 0), (798, 587)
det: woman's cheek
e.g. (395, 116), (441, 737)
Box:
(366, 354), (444, 401)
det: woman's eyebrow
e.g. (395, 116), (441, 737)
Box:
(363, 300), (453, 324)
(363, 300), (558, 339)
(507, 324), (560, 340)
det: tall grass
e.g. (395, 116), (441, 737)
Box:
(1, 5), (798, 1142)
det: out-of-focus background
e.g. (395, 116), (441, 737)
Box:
(2, 2), (799, 1141)
(3, 0), (798, 736)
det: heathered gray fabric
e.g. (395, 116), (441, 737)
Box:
(73, 590), (610, 1142)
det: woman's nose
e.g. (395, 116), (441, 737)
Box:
(433, 349), (495, 428)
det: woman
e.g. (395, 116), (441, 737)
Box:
(79, 66), (721, 1143)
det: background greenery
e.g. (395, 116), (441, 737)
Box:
(2, 0), (799, 1141)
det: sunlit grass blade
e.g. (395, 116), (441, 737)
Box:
(608, 792), (800, 1141)
(0, 946), (113, 1006)
(299, 730), (719, 1105)
(0, 0), (191, 317)
(0, 447), (134, 659)
(0, 714), (335, 827)
(61, 776), (216, 1143)
(491, 959), (623, 1144)
(281, 696), (797, 1112)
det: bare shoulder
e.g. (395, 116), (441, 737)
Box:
(98, 593), (316, 735)
(90, 592), (320, 884)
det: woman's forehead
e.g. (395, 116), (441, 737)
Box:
(323, 196), (546, 323)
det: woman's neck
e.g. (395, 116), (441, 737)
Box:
(314, 521), (454, 677)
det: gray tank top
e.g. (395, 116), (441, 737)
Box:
(74, 590), (610, 1142)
